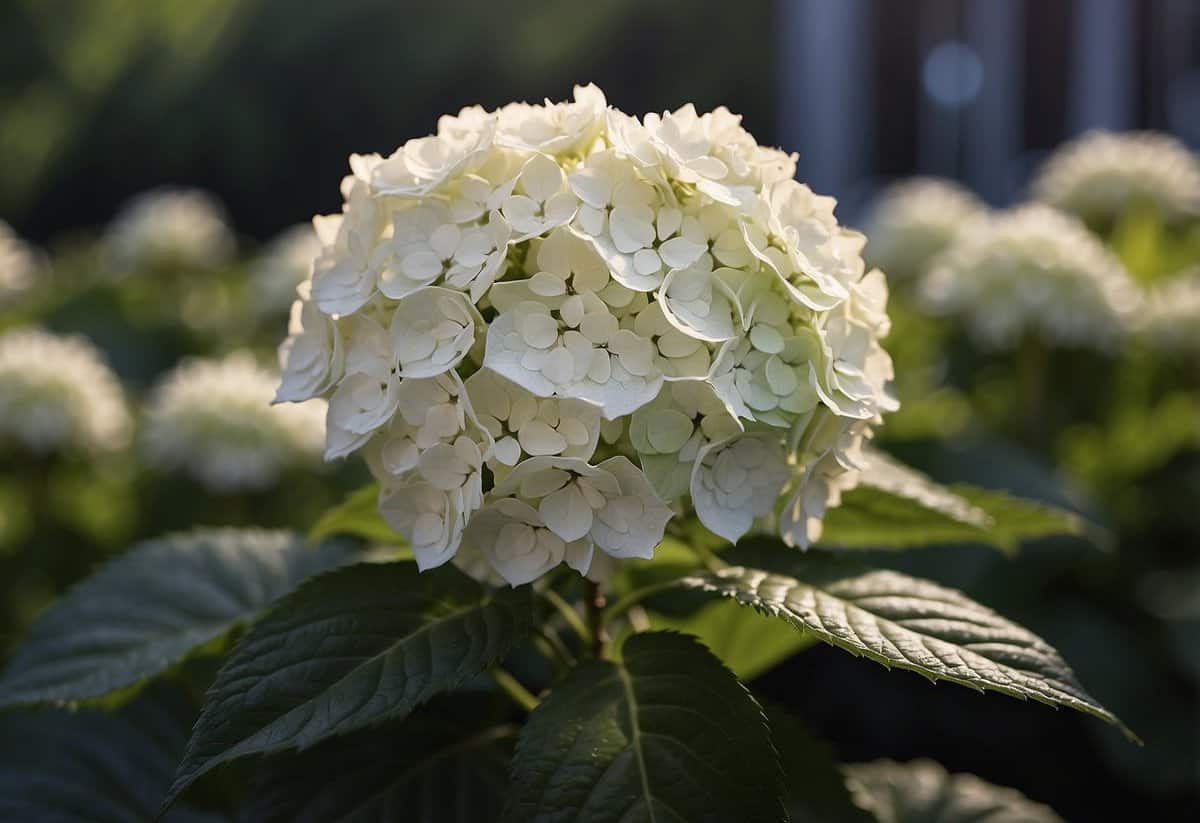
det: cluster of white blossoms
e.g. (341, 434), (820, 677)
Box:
(863, 178), (986, 281)
(104, 187), (236, 272)
(1032, 131), (1200, 223)
(275, 85), (898, 585)
(251, 223), (322, 316)
(921, 204), (1140, 350)
(0, 220), (40, 307)
(1140, 271), (1200, 354)
(144, 351), (325, 493)
(0, 327), (131, 455)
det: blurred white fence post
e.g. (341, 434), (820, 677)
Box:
(1069, 0), (1135, 134)
(778, 0), (874, 204)
(963, 0), (1025, 205)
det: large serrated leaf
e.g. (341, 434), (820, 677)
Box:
(0, 529), (349, 708)
(0, 685), (227, 823)
(680, 546), (1135, 740)
(843, 759), (1065, 823)
(165, 562), (534, 810)
(820, 450), (1084, 553)
(503, 631), (787, 823)
(248, 695), (515, 823)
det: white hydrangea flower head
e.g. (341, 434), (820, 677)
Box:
(920, 204), (1141, 350)
(863, 178), (987, 281)
(274, 86), (899, 584)
(1032, 130), (1200, 223)
(0, 327), (131, 455)
(144, 351), (325, 493)
(0, 220), (41, 307)
(1140, 271), (1200, 354)
(251, 223), (322, 316)
(105, 187), (235, 272)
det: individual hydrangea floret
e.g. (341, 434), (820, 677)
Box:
(275, 85), (899, 584)
(104, 187), (236, 272)
(862, 178), (987, 281)
(920, 204), (1140, 350)
(1032, 130), (1200, 223)
(1140, 271), (1200, 354)
(0, 220), (42, 307)
(0, 327), (131, 455)
(251, 223), (323, 316)
(144, 351), (324, 493)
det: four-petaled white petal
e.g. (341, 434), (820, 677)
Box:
(389, 287), (482, 378)
(691, 432), (790, 542)
(629, 380), (741, 500)
(490, 456), (672, 562)
(464, 498), (571, 586)
(465, 368), (601, 475)
(276, 288), (345, 403)
(379, 481), (466, 571)
(502, 153), (579, 240)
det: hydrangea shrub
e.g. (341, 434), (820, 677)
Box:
(0, 88), (1137, 823)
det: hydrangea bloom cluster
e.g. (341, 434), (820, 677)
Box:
(0, 327), (131, 454)
(863, 178), (986, 281)
(921, 204), (1140, 350)
(251, 223), (322, 316)
(105, 187), (235, 272)
(1141, 272), (1200, 354)
(1033, 131), (1200, 223)
(275, 85), (898, 585)
(0, 220), (40, 307)
(145, 352), (325, 493)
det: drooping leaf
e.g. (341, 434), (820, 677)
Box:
(308, 482), (407, 547)
(165, 562), (534, 809)
(820, 450), (1084, 553)
(503, 631), (787, 823)
(248, 695), (515, 823)
(648, 598), (816, 680)
(765, 705), (874, 823)
(680, 545), (1135, 740)
(0, 685), (228, 823)
(0, 529), (350, 708)
(843, 759), (1065, 823)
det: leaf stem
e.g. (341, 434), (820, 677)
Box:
(541, 588), (593, 647)
(536, 626), (577, 669)
(584, 579), (609, 658)
(489, 667), (539, 713)
(600, 579), (679, 628)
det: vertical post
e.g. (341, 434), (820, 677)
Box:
(585, 579), (608, 658)
(778, 0), (874, 204)
(963, 0), (1026, 205)
(1068, 0), (1135, 134)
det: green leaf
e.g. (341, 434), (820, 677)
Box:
(680, 546), (1135, 740)
(0, 529), (349, 708)
(843, 759), (1065, 823)
(308, 483), (407, 547)
(766, 706), (874, 823)
(503, 631), (787, 823)
(248, 695), (515, 823)
(0, 685), (227, 823)
(648, 598), (816, 680)
(165, 562), (534, 810)
(820, 450), (1083, 553)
